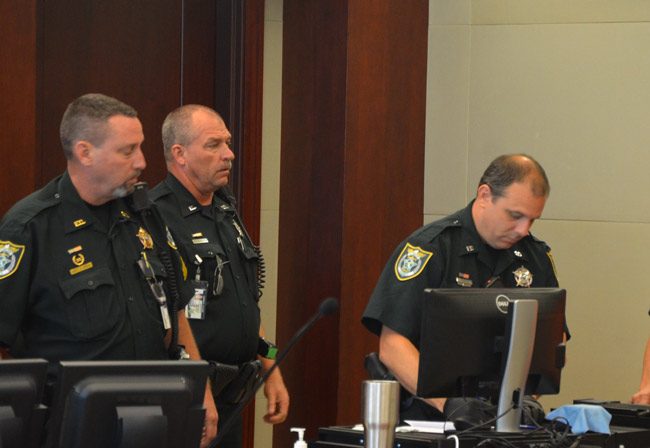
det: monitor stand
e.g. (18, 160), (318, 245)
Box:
(496, 299), (538, 432)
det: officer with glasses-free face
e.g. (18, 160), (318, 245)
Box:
(150, 104), (289, 448)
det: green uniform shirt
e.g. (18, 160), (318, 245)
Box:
(362, 201), (560, 348)
(0, 172), (188, 362)
(150, 174), (261, 364)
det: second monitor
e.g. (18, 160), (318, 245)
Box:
(417, 288), (566, 431)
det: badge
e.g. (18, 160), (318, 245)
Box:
(137, 227), (154, 250)
(456, 272), (473, 287)
(513, 250), (523, 258)
(68, 248), (93, 275)
(0, 241), (25, 280)
(513, 266), (533, 287)
(394, 243), (434, 281)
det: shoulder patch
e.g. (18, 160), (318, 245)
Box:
(0, 241), (26, 280)
(394, 242), (434, 281)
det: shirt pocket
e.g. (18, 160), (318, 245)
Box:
(58, 266), (121, 340)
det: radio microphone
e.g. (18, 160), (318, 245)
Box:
(209, 297), (339, 447)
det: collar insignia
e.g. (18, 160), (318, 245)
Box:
(137, 227), (154, 250)
(394, 243), (434, 281)
(465, 245), (475, 252)
(513, 250), (523, 258)
(513, 266), (533, 287)
(188, 205), (198, 212)
(73, 219), (87, 228)
(120, 210), (130, 219)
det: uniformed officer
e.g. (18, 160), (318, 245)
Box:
(362, 154), (559, 420)
(632, 337), (650, 404)
(0, 93), (218, 447)
(150, 104), (289, 448)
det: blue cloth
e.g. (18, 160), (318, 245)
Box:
(546, 404), (612, 434)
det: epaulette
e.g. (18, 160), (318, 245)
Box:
(148, 181), (172, 202)
(2, 177), (62, 226)
(412, 211), (463, 244)
(529, 232), (551, 251)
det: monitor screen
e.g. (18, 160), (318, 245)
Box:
(0, 358), (48, 448)
(416, 288), (566, 400)
(45, 360), (210, 448)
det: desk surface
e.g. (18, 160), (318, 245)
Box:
(314, 425), (650, 448)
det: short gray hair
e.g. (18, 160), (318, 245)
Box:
(161, 104), (222, 161)
(59, 93), (138, 159)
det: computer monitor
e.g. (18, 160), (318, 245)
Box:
(45, 360), (210, 448)
(0, 358), (48, 448)
(417, 288), (566, 432)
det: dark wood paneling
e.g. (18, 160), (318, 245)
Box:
(0, 1), (38, 215)
(276, 1), (348, 447)
(38, 0), (182, 187)
(338, 0), (428, 425)
(277, 0), (428, 445)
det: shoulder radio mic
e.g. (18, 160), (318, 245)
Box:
(209, 297), (339, 447)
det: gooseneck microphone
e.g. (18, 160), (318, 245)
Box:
(209, 297), (339, 447)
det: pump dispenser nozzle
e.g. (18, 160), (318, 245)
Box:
(290, 427), (307, 448)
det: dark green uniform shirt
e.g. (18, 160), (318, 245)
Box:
(362, 201), (560, 348)
(0, 172), (188, 362)
(150, 174), (260, 365)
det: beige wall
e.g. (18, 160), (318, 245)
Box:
(427, 0), (650, 409)
(256, 1), (283, 448)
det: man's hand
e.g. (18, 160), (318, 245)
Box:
(200, 387), (218, 448)
(263, 368), (290, 424)
(631, 386), (650, 405)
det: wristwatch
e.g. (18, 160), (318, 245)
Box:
(257, 337), (278, 360)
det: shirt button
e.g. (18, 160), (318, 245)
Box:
(87, 280), (94, 286)
(136, 329), (143, 335)
(241, 302), (247, 307)
(235, 274), (240, 280)
(128, 296), (134, 302)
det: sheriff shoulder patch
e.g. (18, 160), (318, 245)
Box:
(394, 242), (433, 281)
(0, 240), (26, 280)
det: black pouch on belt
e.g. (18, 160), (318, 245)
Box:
(211, 360), (261, 405)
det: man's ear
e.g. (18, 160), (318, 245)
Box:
(73, 141), (93, 166)
(170, 144), (186, 166)
(476, 183), (493, 205)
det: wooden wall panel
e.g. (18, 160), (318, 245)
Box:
(276, 0), (348, 445)
(0, 0), (38, 215)
(277, 0), (428, 446)
(338, 0), (428, 425)
(38, 0), (182, 187)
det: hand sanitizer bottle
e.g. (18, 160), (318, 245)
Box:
(290, 428), (307, 448)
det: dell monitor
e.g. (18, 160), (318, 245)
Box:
(0, 358), (48, 448)
(45, 360), (210, 448)
(417, 288), (566, 432)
